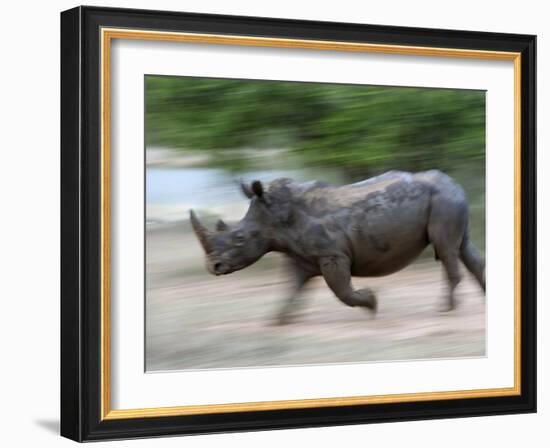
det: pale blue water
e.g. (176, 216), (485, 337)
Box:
(146, 168), (308, 207)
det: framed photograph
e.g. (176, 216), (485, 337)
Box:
(60, 6), (536, 442)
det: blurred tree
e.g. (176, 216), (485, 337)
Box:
(145, 76), (485, 176)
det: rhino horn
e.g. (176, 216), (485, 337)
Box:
(239, 180), (254, 199)
(189, 210), (213, 253)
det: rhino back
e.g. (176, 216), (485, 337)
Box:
(266, 170), (466, 276)
(287, 171), (437, 275)
(299, 170), (433, 221)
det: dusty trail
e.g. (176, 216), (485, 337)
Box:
(145, 224), (486, 371)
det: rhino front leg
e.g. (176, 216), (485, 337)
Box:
(320, 256), (377, 313)
(275, 261), (313, 325)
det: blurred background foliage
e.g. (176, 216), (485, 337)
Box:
(146, 76), (485, 175)
(145, 75), (485, 250)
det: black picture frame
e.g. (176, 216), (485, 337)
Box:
(61, 5), (536, 442)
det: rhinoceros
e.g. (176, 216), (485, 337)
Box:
(190, 170), (485, 324)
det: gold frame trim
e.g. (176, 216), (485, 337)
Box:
(100, 28), (522, 420)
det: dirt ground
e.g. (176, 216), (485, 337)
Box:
(145, 223), (486, 371)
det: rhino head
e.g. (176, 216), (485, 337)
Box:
(190, 180), (275, 276)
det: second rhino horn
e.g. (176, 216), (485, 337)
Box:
(216, 219), (229, 232)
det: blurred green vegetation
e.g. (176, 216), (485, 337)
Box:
(146, 75), (485, 250)
(146, 76), (484, 174)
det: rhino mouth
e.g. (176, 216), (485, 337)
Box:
(212, 262), (229, 276)
(209, 260), (247, 276)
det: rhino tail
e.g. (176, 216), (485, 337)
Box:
(459, 231), (485, 293)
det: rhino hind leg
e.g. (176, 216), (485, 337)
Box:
(320, 256), (377, 313)
(436, 250), (462, 311)
(427, 197), (467, 311)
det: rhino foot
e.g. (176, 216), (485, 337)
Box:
(273, 313), (295, 326)
(368, 293), (378, 314)
(438, 304), (456, 313)
(354, 288), (377, 314)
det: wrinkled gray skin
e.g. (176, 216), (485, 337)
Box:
(190, 170), (485, 324)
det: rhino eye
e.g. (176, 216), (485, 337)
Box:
(234, 232), (245, 245)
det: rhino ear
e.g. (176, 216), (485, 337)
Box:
(239, 180), (254, 199)
(251, 180), (264, 198)
(216, 219), (228, 232)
